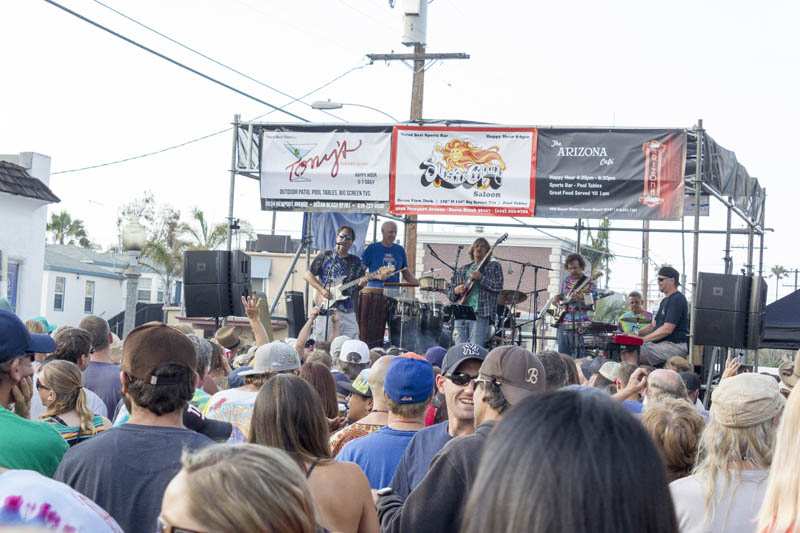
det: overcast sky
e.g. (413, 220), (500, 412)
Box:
(2, 0), (798, 302)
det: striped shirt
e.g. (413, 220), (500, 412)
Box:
(43, 414), (110, 447)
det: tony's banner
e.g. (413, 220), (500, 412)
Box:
(390, 126), (538, 216)
(260, 125), (391, 212)
(534, 129), (687, 220)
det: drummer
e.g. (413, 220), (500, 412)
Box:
(358, 221), (418, 348)
(617, 291), (653, 335)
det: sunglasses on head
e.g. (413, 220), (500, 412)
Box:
(447, 372), (479, 387)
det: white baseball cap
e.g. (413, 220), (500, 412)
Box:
(331, 335), (350, 358)
(339, 339), (370, 365)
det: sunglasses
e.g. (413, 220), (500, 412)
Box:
(447, 372), (479, 387)
(158, 517), (203, 533)
(337, 234), (354, 241)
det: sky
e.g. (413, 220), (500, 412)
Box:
(2, 0), (798, 303)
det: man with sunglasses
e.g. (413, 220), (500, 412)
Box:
(390, 342), (488, 499)
(304, 224), (366, 342)
(637, 266), (690, 366)
(377, 346), (546, 533)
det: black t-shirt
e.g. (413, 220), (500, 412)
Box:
(654, 291), (689, 344)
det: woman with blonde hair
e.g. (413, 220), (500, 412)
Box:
(250, 374), (378, 533)
(670, 373), (785, 533)
(38, 360), (111, 446)
(159, 443), (317, 533)
(757, 384), (800, 533)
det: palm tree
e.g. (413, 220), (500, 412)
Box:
(583, 218), (614, 284)
(181, 208), (254, 250)
(771, 265), (789, 301)
(47, 210), (91, 248)
(181, 208), (229, 250)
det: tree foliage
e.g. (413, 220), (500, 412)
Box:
(47, 210), (92, 248)
(582, 218), (614, 282)
(770, 265), (789, 300)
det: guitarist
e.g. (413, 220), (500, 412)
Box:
(448, 237), (504, 347)
(304, 225), (366, 342)
(554, 253), (597, 357)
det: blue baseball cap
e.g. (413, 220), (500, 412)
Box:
(0, 310), (56, 364)
(383, 356), (435, 404)
(425, 346), (447, 368)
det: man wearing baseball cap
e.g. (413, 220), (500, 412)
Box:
(337, 355), (434, 489)
(391, 342), (488, 499)
(637, 265), (690, 366)
(0, 310), (67, 477)
(378, 346), (546, 533)
(339, 339), (370, 381)
(54, 323), (213, 533)
(205, 341), (300, 437)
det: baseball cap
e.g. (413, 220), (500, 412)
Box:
(425, 346), (447, 368)
(339, 368), (372, 398)
(30, 316), (57, 334)
(384, 356), (435, 404)
(331, 335), (350, 358)
(598, 361), (623, 382)
(580, 356), (608, 381)
(238, 342), (301, 376)
(479, 346), (546, 405)
(0, 310), (56, 363)
(122, 323), (197, 385)
(658, 266), (680, 285)
(710, 373), (785, 428)
(442, 343), (488, 376)
(339, 340), (370, 365)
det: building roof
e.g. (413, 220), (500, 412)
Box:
(45, 244), (165, 280)
(0, 161), (60, 203)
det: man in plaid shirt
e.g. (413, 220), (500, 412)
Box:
(448, 238), (504, 347)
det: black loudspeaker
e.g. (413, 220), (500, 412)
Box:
(694, 273), (765, 349)
(183, 251), (250, 317)
(184, 251), (230, 285)
(285, 291), (306, 338)
(230, 250), (251, 285)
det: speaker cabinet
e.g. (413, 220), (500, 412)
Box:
(285, 291), (307, 338)
(694, 273), (765, 349)
(184, 251), (230, 285)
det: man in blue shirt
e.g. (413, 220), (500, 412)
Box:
(337, 355), (434, 489)
(359, 221), (418, 348)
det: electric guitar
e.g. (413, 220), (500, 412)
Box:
(457, 233), (508, 305)
(546, 272), (603, 325)
(316, 266), (403, 307)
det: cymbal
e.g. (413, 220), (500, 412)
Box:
(619, 316), (652, 324)
(498, 290), (527, 306)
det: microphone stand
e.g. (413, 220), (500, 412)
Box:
(494, 257), (553, 350)
(448, 245), (465, 346)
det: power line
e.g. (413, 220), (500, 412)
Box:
(90, 0), (346, 122)
(52, 61), (370, 174)
(44, 0), (309, 122)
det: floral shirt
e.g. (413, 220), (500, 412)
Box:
(310, 251), (366, 313)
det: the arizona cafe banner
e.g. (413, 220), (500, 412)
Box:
(389, 126), (538, 216)
(260, 125), (391, 212)
(534, 129), (688, 220)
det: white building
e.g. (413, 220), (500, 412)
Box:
(42, 245), (172, 328)
(0, 153), (59, 319)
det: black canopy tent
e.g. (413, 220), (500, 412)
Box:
(761, 290), (800, 350)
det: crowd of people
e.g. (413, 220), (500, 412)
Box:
(2, 292), (800, 532)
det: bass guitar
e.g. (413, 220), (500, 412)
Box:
(457, 233), (508, 305)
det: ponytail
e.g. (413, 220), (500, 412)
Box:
(74, 388), (95, 435)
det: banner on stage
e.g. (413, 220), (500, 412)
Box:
(259, 126), (391, 212)
(389, 126), (538, 216)
(534, 130), (687, 220)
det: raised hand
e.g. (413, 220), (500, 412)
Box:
(242, 294), (262, 320)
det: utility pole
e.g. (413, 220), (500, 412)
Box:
(641, 220), (650, 306)
(367, 0), (469, 275)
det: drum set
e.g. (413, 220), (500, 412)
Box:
(385, 272), (531, 352)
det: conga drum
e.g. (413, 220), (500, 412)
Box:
(357, 288), (389, 348)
